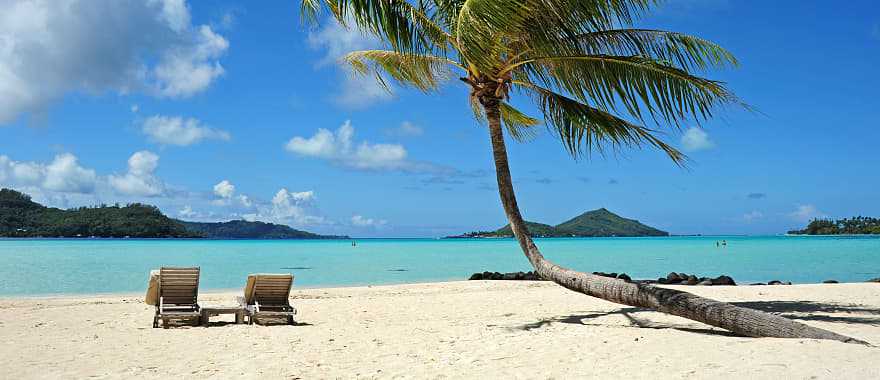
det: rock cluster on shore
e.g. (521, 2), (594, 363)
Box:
(468, 271), (544, 281)
(644, 272), (737, 286)
(468, 271), (880, 285)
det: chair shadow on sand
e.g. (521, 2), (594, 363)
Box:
(511, 301), (880, 337)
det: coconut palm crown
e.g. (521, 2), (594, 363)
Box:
(302, 0), (742, 162)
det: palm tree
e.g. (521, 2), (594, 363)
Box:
(301, 0), (862, 343)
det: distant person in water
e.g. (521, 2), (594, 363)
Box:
(352, 241), (357, 247)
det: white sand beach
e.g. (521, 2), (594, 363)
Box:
(1, 281), (879, 379)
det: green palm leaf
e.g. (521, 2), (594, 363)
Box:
(508, 54), (741, 127)
(516, 81), (686, 164)
(345, 50), (463, 92)
(500, 102), (542, 142)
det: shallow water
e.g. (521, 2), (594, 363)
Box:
(0, 235), (878, 296)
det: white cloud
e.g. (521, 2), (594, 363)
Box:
(790, 204), (825, 222)
(237, 194), (252, 208)
(742, 210), (763, 222)
(242, 188), (325, 226)
(351, 214), (388, 228)
(152, 25), (228, 98)
(385, 121), (424, 137)
(142, 115), (230, 146)
(213, 180), (235, 199)
(131, 104), (139, 113)
(0, 153), (96, 193)
(179, 205), (197, 218)
(0, 0), (228, 124)
(285, 120), (410, 170)
(681, 127), (715, 152)
(307, 18), (390, 108)
(108, 151), (166, 197)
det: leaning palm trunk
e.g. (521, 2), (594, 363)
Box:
(481, 98), (863, 343)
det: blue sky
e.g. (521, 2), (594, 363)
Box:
(1, 0), (878, 237)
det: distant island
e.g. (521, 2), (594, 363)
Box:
(448, 208), (668, 238)
(0, 188), (345, 239)
(788, 217), (880, 235)
(181, 220), (344, 239)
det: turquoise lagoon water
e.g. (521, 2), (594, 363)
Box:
(0, 235), (878, 296)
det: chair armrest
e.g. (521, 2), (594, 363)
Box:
(159, 296), (164, 313)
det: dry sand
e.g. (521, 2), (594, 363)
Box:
(1, 281), (879, 379)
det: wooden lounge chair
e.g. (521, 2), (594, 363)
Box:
(239, 274), (297, 325)
(151, 267), (201, 328)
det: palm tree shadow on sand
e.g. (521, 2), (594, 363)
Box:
(511, 301), (880, 337)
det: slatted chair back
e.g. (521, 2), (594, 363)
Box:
(158, 267), (200, 306)
(245, 274), (293, 307)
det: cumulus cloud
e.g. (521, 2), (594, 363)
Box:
(351, 215), (388, 228)
(108, 151), (166, 197)
(152, 25), (228, 97)
(179, 205), (197, 218)
(142, 115), (230, 146)
(286, 120), (411, 170)
(242, 188), (325, 226)
(385, 121), (424, 137)
(790, 204), (825, 222)
(0, 153), (96, 193)
(0, 0), (228, 124)
(213, 180), (235, 199)
(681, 127), (715, 152)
(307, 18), (391, 108)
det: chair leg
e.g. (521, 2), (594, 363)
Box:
(287, 315), (294, 325)
(153, 314), (159, 328)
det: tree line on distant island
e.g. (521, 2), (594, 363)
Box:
(788, 217), (880, 235)
(0, 188), (344, 239)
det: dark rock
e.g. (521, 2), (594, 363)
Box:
(482, 271), (493, 279)
(678, 272), (690, 280)
(823, 279), (839, 284)
(768, 280), (783, 285)
(490, 272), (503, 280)
(750, 283), (766, 286)
(502, 272), (517, 281)
(697, 280), (713, 286)
(514, 271), (526, 280)
(686, 275), (698, 285)
(617, 273), (632, 282)
(712, 275), (736, 286)
(666, 272), (681, 283)
(468, 273), (483, 280)
(866, 278), (880, 283)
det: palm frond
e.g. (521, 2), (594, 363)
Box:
(570, 29), (738, 71)
(344, 50), (463, 92)
(508, 54), (741, 127)
(500, 102), (542, 142)
(304, 0), (453, 55)
(515, 80), (686, 164)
